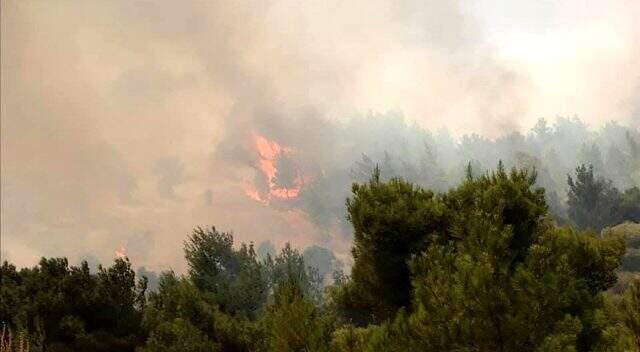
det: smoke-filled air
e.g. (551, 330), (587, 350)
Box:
(2, 1), (640, 351)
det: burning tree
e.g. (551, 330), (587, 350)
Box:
(245, 134), (305, 203)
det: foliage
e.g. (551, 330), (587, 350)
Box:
(617, 280), (640, 350)
(140, 229), (325, 351)
(596, 280), (640, 351)
(293, 116), (639, 232)
(394, 225), (624, 351)
(140, 271), (261, 352)
(334, 164), (627, 351)
(264, 243), (323, 302)
(330, 325), (372, 352)
(4, 164), (639, 351)
(184, 226), (269, 317)
(0, 258), (146, 352)
(334, 166), (447, 323)
(263, 276), (333, 352)
(567, 165), (640, 231)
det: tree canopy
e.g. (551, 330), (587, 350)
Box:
(2, 164), (639, 352)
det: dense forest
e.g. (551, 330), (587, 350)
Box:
(2, 161), (640, 351)
(271, 116), (640, 242)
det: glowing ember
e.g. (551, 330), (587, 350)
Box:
(115, 246), (127, 259)
(246, 134), (305, 204)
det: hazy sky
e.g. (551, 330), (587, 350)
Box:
(2, 0), (639, 270)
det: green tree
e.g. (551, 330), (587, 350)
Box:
(332, 165), (626, 351)
(567, 164), (623, 231)
(597, 280), (640, 351)
(618, 280), (640, 350)
(567, 165), (640, 231)
(0, 258), (146, 352)
(335, 166), (447, 324)
(265, 243), (323, 302)
(446, 162), (548, 266)
(263, 275), (332, 352)
(140, 318), (216, 352)
(140, 271), (262, 352)
(184, 226), (269, 317)
(397, 223), (624, 351)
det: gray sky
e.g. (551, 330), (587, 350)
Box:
(2, 0), (639, 270)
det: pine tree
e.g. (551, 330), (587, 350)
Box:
(334, 166), (447, 323)
(567, 164), (622, 231)
(264, 276), (331, 352)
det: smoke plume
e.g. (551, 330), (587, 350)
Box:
(2, 0), (639, 271)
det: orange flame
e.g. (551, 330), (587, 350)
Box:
(243, 183), (269, 205)
(246, 134), (305, 204)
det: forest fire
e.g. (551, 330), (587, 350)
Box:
(246, 134), (305, 204)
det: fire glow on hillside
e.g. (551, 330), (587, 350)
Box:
(245, 134), (305, 204)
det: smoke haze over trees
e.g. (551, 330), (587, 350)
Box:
(3, 1), (640, 350)
(3, 166), (640, 351)
(2, 110), (639, 271)
(3, 0), (640, 272)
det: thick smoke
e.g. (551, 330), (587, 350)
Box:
(2, 0), (639, 271)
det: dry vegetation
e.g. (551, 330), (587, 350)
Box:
(0, 327), (29, 352)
